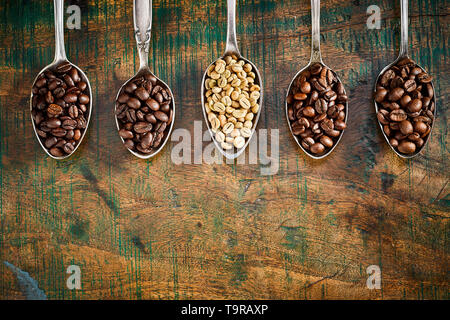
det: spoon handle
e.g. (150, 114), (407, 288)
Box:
(399, 0), (409, 57)
(53, 0), (67, 62)
(225, 0), (240, 55)
(310, 0), (322, 63)
(134, 0), (152, 70)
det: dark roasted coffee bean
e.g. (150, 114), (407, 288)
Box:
(63, 74), (75, 87)
(76, 116), (87, 129)
(62, 119), (77, 130)
(69, 67), (81, 83)
(68, 105), (79, 118)
(53, 87), (65, 99)
(44, 137), (58, 148)
(78, 81), (87, 91)
(51, 127), (67, 137)
(57, 62), (72, 73)
(46, 118), (61, 128)
(49, 147), (64, 157)
(63, 142), (75, 154)
(35, 77), (47, 88)
(64, 93), (78, 103)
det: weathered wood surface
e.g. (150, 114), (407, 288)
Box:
(0, 0), (448, 300)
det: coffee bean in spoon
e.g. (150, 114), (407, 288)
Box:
(31, 62), (90, 157)
(115, 74), (173, 156)
(375, 57), (435, 155)
(287, 63), (348, 156)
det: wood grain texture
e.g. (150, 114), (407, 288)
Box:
(0, 0), (448, 300)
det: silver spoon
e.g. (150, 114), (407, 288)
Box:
(114, 0), (175, 159)
(374, 0), (436, 158)
(286, 0), (348, 159)
(30, 0), (92, 160)
(201, 0), (263, 160)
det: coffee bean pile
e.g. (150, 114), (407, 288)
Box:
(375, 57), (434, 155)
(287, 63), (348, 156)
(31, 61), (90, 158)
(115, 73), (173, 155)
(204, 54), (261, 151)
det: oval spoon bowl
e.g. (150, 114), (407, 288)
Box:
(373, 56), (436, 159)
(30, 60), (92, 160)
(114, 69), (176, 159)
(286, 62), (348, 160)
(200, 53), (263, 160)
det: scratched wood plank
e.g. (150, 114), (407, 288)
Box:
(0, 0), (448, 300)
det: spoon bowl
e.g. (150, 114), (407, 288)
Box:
(201, 0), (263, 160)
(373, 0), (436, 158)
(30, 0), (92, 160)
(115, 69), (175, 159)
(114, 0), (175, 159)
(285, 0), (348, 159)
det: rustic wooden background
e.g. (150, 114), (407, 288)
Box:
(0, 0), (448, 300)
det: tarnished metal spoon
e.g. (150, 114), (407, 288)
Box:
(374, 0), (436, 158)
(201, 0), (263, 160)
(286, 0), (348, 159)
(30, 0), (92, 159)
(114, 0), (175, 159)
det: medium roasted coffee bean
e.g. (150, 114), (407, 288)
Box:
(398, 140), (416, 154)
(127, 97), (141, 109)
(310, 142), (325, 154)
(134, 122), (152, 134)
(47, 104), (63, 117)
(390, 109), (407, 122)
(407, 99), (422, 113)
(135, 87), (150, 101)
(320, 135), (333, 148)
(399, 120), (413, 135)
(146, 98), (160, 111)
(79, 94), (90, 105)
